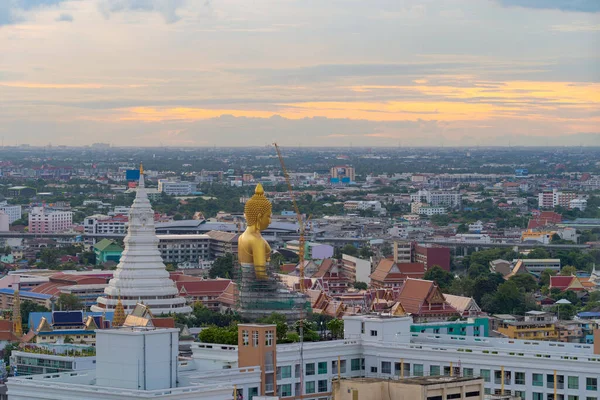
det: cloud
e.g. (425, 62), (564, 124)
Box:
(55, 12), (73, 22)
(551, 23), (600, 31)
(497, 0), (600, 12)
(0, 0), (71, 26)
(98, 0), (187, 24)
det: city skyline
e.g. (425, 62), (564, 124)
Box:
(1, 0), (599, 147)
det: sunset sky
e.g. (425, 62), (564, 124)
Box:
(1, 0), (599, 147)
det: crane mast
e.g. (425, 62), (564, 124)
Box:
(273, 143), (306, 293)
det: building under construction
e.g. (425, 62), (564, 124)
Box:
(236, 262), (310, 321)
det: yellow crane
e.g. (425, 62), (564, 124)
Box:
(273, 143), (307, 293)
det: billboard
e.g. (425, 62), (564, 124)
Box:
(126, 169), (141, 181)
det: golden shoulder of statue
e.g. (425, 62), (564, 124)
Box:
(238, 183), (272, 280)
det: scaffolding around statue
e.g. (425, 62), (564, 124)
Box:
(236, 262), (310, 321)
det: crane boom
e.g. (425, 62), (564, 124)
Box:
(273, 143), (306, 293)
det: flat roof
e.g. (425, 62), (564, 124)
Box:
(0, 288), (53, 299)
(156, 234), (211, 240)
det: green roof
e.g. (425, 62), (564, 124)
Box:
(94, 239), (123, 252)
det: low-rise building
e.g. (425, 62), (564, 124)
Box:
(158, 179), (197, 195)
(10, 344), (96, 376)
(28, 207), (72, 234)
(0, 202), (22, 223)
(497, 320), (559, 341)
(93, 239), (123, 265)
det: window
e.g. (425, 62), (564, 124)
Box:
(252, 331), (259, 347)
(533, 373), (544, 387)
(430, 365), (440, 376)
(569, 376), (579, 390)
(242, 330), (249, 346)
(588, 378), (598, 391)
(414, 364), (424, 377)
(587, 397), (598, 400)
(318, 362), (327, 374)
(395, 362), (410, 376)
(466, 391), (481, 398)
(361, 322), (365, 334)
(515, 391), (525, 399)
(318, 380), (327, 392)
(332, 360), (346, 374)
(265, 330), (273, 346)
(464, 368), (474, 377)
(278, 384), (292, 397)
(381, 361), (391, 374)
(370, 330), (378, 337)
(248, 387), (259, 400)
(306, 381), (315, 394)
(277, 365), (292, 379)
(568, 396), (579, 400)
(351, 358), (361, 371)
(480, 369), (490, 383)
(306, 363), (315, 376)
(515, 372), (526, 385)
(533, 394), (543, 400)
(370, 366), (378, 373)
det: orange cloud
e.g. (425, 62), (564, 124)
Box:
(0, 82), (147, 89)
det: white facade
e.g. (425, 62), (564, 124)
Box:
(517, 259), (561, 275)
(0, 212), (9, 232)
(156, 234), (211, 265)
(343, 254), (372, 284)
(0, 202), (22, 223)
(28, 207), (73, 233)
(410, 190), (462, 208)
(158, 180), (197, 196)
(91, 172), (191, 315)
(538, 189), (578, 209)
(418, 206), (447, 216)
(468, 221), (484, 233)
(84, 214), (128, 235)
(11, 349), (96, 376)
(570, 198), (587, 211)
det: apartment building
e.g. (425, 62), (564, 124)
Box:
(156, 234), (211, 265)
(410, 190), (462, 208)
(538, 189), (579, 209)
(158, 179), (197, 195)
(0, 202), (22, 223)
(28, 207), (72, 233)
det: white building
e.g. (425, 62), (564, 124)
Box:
(343, 201), (384, 213)
(28, 207), (73, 233)
(514, 259), (561, 275)
(0, 211), (9, 232)
(91, 171), (191, 315)
(342, 254), (372, 284)
(538, 189), (578, 209)
(570, 198), (587, 211)
(469, 221), (484, 233)
(0, 202), (22, 223)
(11, 347), (96, 376)
(156, 234), (211, 265)
(417, 206), (447, 216)
(410, 190), (462, 208)
(158, 179), (197, 196)
(84, 214), (128, 235)
(10, 314), (600, 400)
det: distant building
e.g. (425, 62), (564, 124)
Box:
(570, 198), (587, 211)
(284, 240), (334, 260)
(156, 234), (211, 265)
(342, 254), (372, 285)
(538, 189), (578, 209)
(158, 179), (197, 195)
(11, 345), (96, 376)
(330, 166), (355, 183)
(332, 376), (485, 400)
(0, 202), (22, 223)
(410, 190), (461, 208)
(7, 186), (36, 197)
(28, 207), (72, 233)
(93, 239), (123, 265)
(370, 259), (426, 288)
(84, 214), (128, 235)
(416, 205), (447, 216)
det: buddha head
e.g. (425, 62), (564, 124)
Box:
(244, 183), (272, 231)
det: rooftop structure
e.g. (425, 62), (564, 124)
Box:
(91, 167), (191, 316)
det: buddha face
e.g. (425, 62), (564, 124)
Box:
(256, 211), (272, 231)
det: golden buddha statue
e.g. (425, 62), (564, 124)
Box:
(238, 184), (272, 280)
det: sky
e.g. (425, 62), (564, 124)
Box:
(0, 0), (599, 147)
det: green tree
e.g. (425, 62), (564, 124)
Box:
(341, 244), (358, 257)
(166, 263), (177, 272)
(209, 253), (235, 279)
(456, 224), (469, 234)
(39, 248), (60, 268)
(481, 280), (524, 314)
(528, 248), (550, 259)
(3, 343), (19, 365)
(539, 269), (558, 287)
(431, 214), (451, 226)
(381, 242), (393, 257)
(198, 324), (238, 345)
(327, 318), (344, 339)
(423, 266), (454, 291)
(258, 313), (288, 342)
(21, 300), (50, 329)
(560, 265), (577, 276)
(353, 281), (368, 290)
(509, 274), (537, 293)
(359, 246), (373, 259)
(57, 293), (84, 311)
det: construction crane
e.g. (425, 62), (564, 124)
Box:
(273, 143), (307, 293)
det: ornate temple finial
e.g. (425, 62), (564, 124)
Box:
(12, 289), (23, 337)
(113, 291), (125, 327)
(139, 162), (144, 175)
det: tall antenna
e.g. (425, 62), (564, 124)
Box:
(12, 290), (23, 337)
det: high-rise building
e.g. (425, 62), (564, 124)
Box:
(158, 179), (197, 195)
(91, 171), (191, 316)
(538, 189), (579, 209)
(410, 190), (462, 208)
(330, 166), (355, 183)
(28, 207), (72, 233)
(0, 202), (22, 223)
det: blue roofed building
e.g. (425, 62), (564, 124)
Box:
(27, 310), (114, 346)
(0, 288), (53, 309)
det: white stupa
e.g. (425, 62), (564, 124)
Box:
(91, 165), (192, 315)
